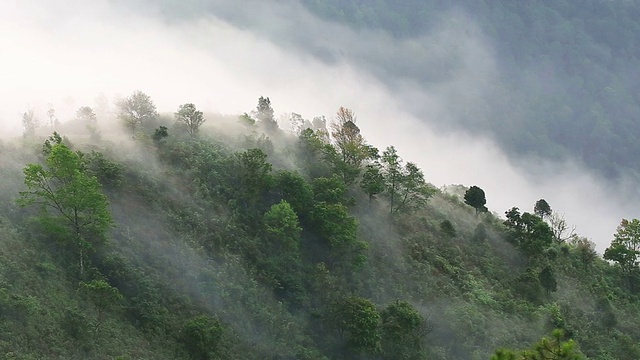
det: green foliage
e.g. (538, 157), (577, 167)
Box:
(604, 218), (640, 277)
(327, 296), (381, 355)
(440, 220), (457, 238)
(272, 170), (314, 220)
(6, 94), (640, 359)
(380, 300), (428, 359)
(152, 126), (169, 142)
(538, 266), (558, 295)
(79, 279), (123, 334)
(180, 315), (224, 360)
(175, 103), (206, 136)
(493, 329), (586, 359)
(312, 175), (348, 205)
(260, 201), (306, 304)
(328, 107), (376, 184)
(18, 133), (113, 275)
(381, 146), (434, 214)
(504, 207), (554, 259)
(361, 163), (385, 203)
(85, 150), (124, 189)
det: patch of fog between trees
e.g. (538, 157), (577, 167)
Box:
(1, 0), (638, 251)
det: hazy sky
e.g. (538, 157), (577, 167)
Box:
(1, 0), (638, 251)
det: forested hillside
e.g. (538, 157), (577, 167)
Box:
(2, 93), (640, 359)
(300, 0), (640, 179)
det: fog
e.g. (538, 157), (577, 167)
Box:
(1, 0), (638, 251)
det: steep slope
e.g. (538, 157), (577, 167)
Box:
(2, 98), (640, 359)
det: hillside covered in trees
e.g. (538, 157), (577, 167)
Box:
(1, 92), (640, 359)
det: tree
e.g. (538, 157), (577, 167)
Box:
(18, 133), (113, 275)
(527, 331), (585, 360)
(46, 104), (57, 128)
(464, 185), (488, 214)
(79, 279), (123, 334)
(260, 200), (305, 304)
(534, 199), (552, 219)
(175, 103), (206, 136)
(253, 96), (278, 131)
(380, 147), (433, 214)
(548, 212), (576, 242)
(380, 300), (429, 359)
(329, 107), (374, 183)
(180, 315), (224, 360)
(116, 90), (158, 135)
(492, 329), (586, 359)
(309, 201), (367, 268)
(539, 265), (558, 295)
(22, 108), (39, 137)
(327, 296), (381, 355)
(395, 162), (433, 213)
(504, 207), (553, 259)
(152, 126), (169, 142)
(381, 146), (403, 214)
(272, 170), (314, 221)
(296, 128), (333, 178)
(361, 163), (385, 203)
(76, 106), (99, 140)
(604, 219), (640, 280)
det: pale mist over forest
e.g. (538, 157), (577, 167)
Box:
(1, 0), (638, 251)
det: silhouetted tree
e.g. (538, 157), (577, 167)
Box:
(534, 199), (552, 219)
(464, 185), (488, 214)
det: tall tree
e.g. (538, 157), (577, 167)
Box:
(604, 218), (640, 280)
(254, 96), (278, 132)
(534, 199), (552, 219)
(17, 133), (113, 275)
(22, 108), (39, 138)
(504, 207), (554, 259)
(379, 147), (433, 214)
(175, 103), (206, 136)
(116, 90), (158, 135)
(361, 163), (385, 203)
(76, 106), (99, 140)
(327, 296), (381, 355)
(380, 300), (429, 359)
(381, 146), (403, 214)
(46, 104), (57, 128)
(539, 265), (558, 295)
(464, 186), (488, 214)
(79, 279), (123, 334)
(180, 315), (224, 360)
(260, 200), (305, 304)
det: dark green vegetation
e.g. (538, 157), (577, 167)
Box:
(300, 1), (640, 180)
(2, 93), (640, 359)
